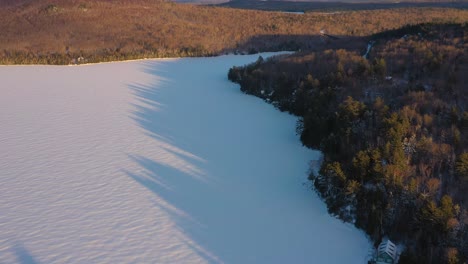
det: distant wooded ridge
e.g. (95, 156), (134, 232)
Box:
(215, 0), (468, 12)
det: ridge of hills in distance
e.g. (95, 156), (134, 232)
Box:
(2, 0), (467, 9)
(178, 0), (468, 12)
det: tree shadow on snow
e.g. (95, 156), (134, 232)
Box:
(124, 57), (280, 263)
(125, 59), (236, 263)
(124, 56), (343, 264)
(13, 243), (40, 264)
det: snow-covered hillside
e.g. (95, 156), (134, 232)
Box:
(0, 54), (371, 263)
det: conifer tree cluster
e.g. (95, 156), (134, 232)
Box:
(229, 23), (468, 263)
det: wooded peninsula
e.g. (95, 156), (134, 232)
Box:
(229, 23), (468, 263)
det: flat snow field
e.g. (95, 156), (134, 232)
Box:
(0, 54), (371, 263)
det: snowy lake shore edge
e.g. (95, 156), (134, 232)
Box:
(0, 53), (372, 263)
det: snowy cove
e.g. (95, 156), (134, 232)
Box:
(0, 53), (371, 263)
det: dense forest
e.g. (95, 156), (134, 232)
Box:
(1, 0), (468, 64)
(229, 23), (468, 263)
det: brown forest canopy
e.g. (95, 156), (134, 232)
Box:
(1, 0), (468, 63)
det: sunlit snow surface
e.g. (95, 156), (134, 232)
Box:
(0, 54), (371, 263)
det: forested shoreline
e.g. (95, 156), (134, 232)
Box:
(229, 23), (468, 263)
(1, 0), (467, 64)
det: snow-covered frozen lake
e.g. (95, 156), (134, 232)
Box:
(0, 54), (371, 263)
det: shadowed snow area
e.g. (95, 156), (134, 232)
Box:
(0, 54), (371, 263)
